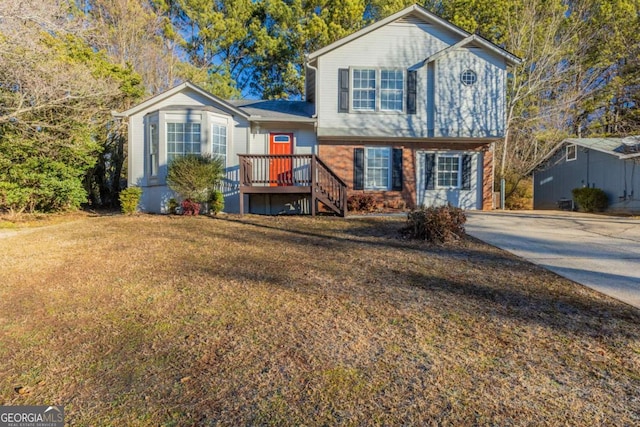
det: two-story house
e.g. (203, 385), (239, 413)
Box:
(115, 4), (520, 215)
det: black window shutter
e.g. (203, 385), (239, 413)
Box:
(425, 153), (435, 190)
(354, 147), (364, 190)
(392, 148), (403, 191)
(462, 154), (472, 190)
(407, 70), (417, 114)
(338, 68), (349, 113)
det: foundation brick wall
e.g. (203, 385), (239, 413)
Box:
(319, 140), (494, 210)
(482, 149), (494, 210)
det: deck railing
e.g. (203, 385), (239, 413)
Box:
(238, 154), (347, 216)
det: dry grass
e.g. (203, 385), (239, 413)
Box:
(0, 213), (639, 426)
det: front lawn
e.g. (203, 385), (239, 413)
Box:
(0, 214), (638, 425)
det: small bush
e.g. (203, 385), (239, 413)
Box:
(119, 187), (142, 215)
(167, 198), (179, 214)
(572, 187), (608, 212)
(347, 193), (376, 212)
(209, 191), (224, 215)
(167, 154), (224, 203)
(181, 199), (200, 216)
(401, 204), (466, 243)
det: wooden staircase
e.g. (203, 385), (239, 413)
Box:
(238, 154), (348, 216)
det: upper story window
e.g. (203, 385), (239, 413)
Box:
(211, 124), (227, 165)
(380, 70), (404, 111)
(351, 68), (404, 112)
(352, 69), (376, 111)
(339, 68), (414, 114)
(167, 122), (201, 163)
(566, 144), (577, 161)
(461, 69), (477, 86)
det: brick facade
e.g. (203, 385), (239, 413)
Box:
(482, 148), (494, 210)
(319, 140), (494, 210)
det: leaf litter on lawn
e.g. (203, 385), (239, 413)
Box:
(0, 213), (638, 425)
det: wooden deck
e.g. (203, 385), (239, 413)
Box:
(238, 154), (348, 216)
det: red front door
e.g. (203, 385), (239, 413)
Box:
(269, 133), (293, 186)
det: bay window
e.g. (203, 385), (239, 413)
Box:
(167, 122), (201, 163)
(211, 124), (227, 165)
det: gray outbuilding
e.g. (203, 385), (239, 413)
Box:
(532, 137), (640, 214)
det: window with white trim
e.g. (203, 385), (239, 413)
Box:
(352, 69), (376, 111)
(437, 155), (461, 187)
(167, 122), (201, 163)
(365, 147), (391, 189)
(351, 68), (405, 112)
(566, 144), (577, 161)
(211, 124), (227, 165)
(380, 70), (404, 111)
(461, 69), (477, 86)
(148, 122), (159, 177)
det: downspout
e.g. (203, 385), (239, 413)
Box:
(305, 58), (319, 155)
(305, 58), (318, 119)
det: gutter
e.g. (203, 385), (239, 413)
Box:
(249, 117), (316, 124)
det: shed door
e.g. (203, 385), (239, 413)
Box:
(269, 133), (293, 186)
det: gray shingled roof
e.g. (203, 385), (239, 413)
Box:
(228, 100), (315, 121)
(528, 136), (640, 175)
(564, 137), (640, 157)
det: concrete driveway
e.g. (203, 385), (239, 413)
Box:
(465, 211), (640, 309)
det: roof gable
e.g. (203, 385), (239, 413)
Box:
(564, 137), (640, 159)
(307, 4), (521, 66)
(114, 82), (250, 119)
(529, 136), (640, 175)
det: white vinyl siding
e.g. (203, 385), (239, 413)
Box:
(365, 147), (391, 189)
(437, 155), (460, 188)
(167, 123), (201, 163)
(212, 124), (227, 165)
(352, 69), (376, 111)
(416, 151), (481, 210)
(315, 20), (508, 139)
(380, 70), (404, 111)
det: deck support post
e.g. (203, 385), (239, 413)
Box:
(311, 155), (317, 217)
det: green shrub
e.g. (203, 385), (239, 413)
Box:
(347, 193), (376, 212)
(401, 204), (466, 243)
(209, 190), (224, 215)
(572, 187), (608, 212)
(167, 198), (179, 214)
(167, 154), (224, 203)
(0, 157), (88, 214)
(119, 187), (142, 215)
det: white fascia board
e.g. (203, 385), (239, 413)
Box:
(307, 4), (521, 66)
(249, 117), (316, 124)
(115, 82), (250, 119)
